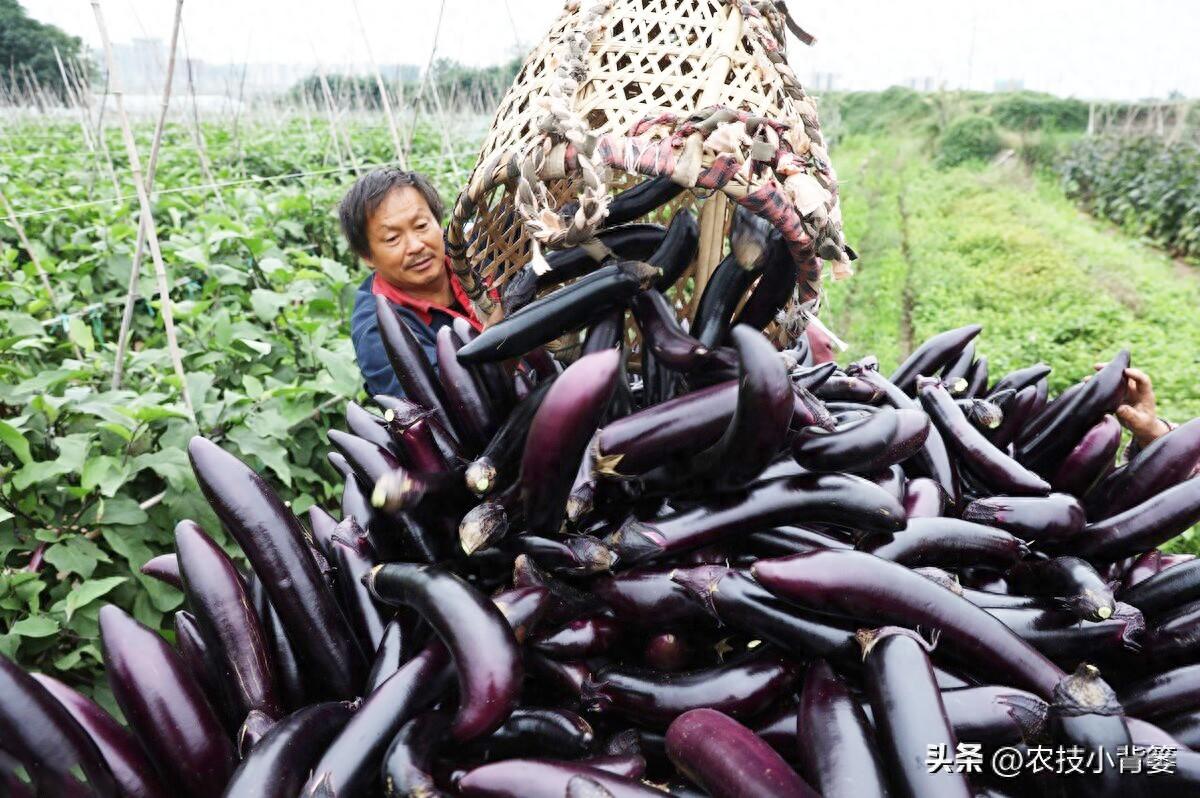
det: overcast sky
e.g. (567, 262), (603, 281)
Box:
(22, 0), (1200, 100)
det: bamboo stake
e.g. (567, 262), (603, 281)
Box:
(428, 78), (463, 181)
(0, 187), (71, 321)
(53, 46), (97, 153)
(181, 26), (226, 210)
(89, 59), (124, 196)
(113, 0), (185, 391)
(350, 0), (406, 167)
(91, 0), (196, 426)
(314, 57), (359, 174)
(403, 0), (449, 158)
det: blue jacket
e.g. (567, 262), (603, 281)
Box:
(350, 276), (459, 399)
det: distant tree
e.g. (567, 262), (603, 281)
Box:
(0, 0), (92, 103)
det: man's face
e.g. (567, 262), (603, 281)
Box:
(364, 186), (447, 292)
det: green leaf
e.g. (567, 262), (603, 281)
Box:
(81, 455), (129, 497)
(237, 338), (272, 356)
(315, 342), (361, 395)
(68, 316), (95, 352)
(129, 405), (190, 423)
(64, 576), (127, 620)
(226, 424), (293, 487)
(0, 420), (32, 465)
(242, 374), (265, 398)
(43, 537), (111, 579)
(130, 448), (193, 491)
(250, 289), (288, 322)
(12, 459), (72, 490)
(10, 615), (60, 638)
(96, 496), (148, 526)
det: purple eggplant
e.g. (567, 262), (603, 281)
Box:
(1120, 664), (1200, 721)
(1006, 556), (1117, 622)
(1094, 418), (1200, 518)
(666, 708), (818, 798)
(0, 653), (119, 798)
(690, 217), (769, 347)
(741, 525), (854, 558)
(534, 222), (667, 286)
(984, 383), (1040, 450)
(682, 325), (794, 488)
(860, 516), (1028, 569)
(381, 709), (452, 798)
(752, 550), (1065, 698)
(329, 518), (389, 653)
(797, 660), (891, 798)
(500, 534), (616, 577)
(889, 324), (981, 396)
(0, 749), (33, 798)
(643, 632), (693, 671)
(1070, 477), (1200, 561)
(989, 363), (1052, 397)
(735, 250), (806, 332)
(985, 602), (1144, 668)
(939, 685), (1049, 744)
(631, 289), (718, 372)
(848, 359), (960, 508)
(302, 644), (454, 798)
(815, 374), (884, 404)
(903, 477), (944, 518)
(527, 654), (592, 700)
(1159, 712), (1200, 749)
(366, 563), (522, 740)
(458, 760), (663, 798)
(859, 627), (972, 798)
(1048, 664), (1131, 797)
(532, 616), (622, 659)
(650, 209), (700, 290)
(381, 402), (457, 475)
(591, 568), (711, 627)
(460, 497), (513, 555)
(512, 554), (598, 625)
(962, 493), (1085, 544)
(1143, 598), (1200, 666)
(595, 380), (736, 477)
(1051, 414), (1122, 498)
(1121, 559), (1200, 617)
(963, 355), (989, 397)
(307, 505), (339, 558)
(582, 647), (795, 728)
(521, 349), (619, 537)
(139, 553), (181, 589)
(791, 407), (929, 474)
(460, 261), (658, 364)
(607, 473), (905, 565)
(366, 613), (420, 694)
(225, 702), (353, 798)
(467, 708), (596, 761)
(1016, 351), (1130, 477)
(246, 572), (307, 711)
(31, 672), (167, 798)
(175, 519), (282, 722)
(748, 699), (797, 758)
(940, 340), (977, 390)
(437, 326), (497, 454)
(346, 400), (400, 455)
(99, 605), (234, 798)
(375, 294), (459, 440)
(918, 376), (1050, 496)
(188, 436), (365, 698)
(173, 610), (235, 732)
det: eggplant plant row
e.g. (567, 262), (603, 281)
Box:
(7, 210), (1200, 797)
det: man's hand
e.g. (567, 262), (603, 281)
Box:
(1096, 364), (1171, 449)
(484, 303), (504, 329)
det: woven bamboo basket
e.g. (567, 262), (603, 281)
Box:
(446, 0), (851, 348)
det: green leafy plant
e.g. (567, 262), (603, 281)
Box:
(0, 117), (480, 706)
(936, 115), (1003, 168)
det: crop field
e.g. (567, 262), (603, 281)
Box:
(2, 94), (1199, 708)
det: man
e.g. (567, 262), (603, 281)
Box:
(341, 168), (496, 398)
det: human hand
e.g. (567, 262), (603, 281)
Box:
(1096, 364), (1171, 449)
(484, 303), (504, 329)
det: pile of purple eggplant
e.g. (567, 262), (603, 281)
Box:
(8, 207), (1200, 798)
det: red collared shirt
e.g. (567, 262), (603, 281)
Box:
(371, 258), (486, 332)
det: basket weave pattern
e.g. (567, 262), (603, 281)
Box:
(447, 0), (849, 325)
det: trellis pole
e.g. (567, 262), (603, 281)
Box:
(91, 0), (196, 426)
(113, 0), (185, 390)
(351, 0), (407, 168)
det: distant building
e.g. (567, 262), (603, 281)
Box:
(994, 79), (1025, 92)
